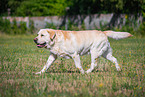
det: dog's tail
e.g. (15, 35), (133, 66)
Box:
(104, 31), (133, 40)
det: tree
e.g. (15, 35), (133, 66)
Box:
(0, 0), (144, 16)
(8, 0), (24, 16)
(9, 0), (70, 16)
(0, 0), (8, 16)
(67, 0), (143, 15)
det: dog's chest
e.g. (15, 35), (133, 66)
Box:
(50, 46), (71, 59)
(49, 44), (91, 59)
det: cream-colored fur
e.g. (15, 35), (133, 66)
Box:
(34, 29), (132, 74)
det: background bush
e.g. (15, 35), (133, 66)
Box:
(0, 17), (145, 37)
(0, 18), (33, 35)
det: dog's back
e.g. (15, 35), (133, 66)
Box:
(55, 30), (108, 55)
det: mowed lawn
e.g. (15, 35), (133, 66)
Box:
(0, 34), (144, 97)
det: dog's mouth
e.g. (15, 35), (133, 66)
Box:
(37, 42), (46, 48)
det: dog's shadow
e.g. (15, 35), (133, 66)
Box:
(46, 69), (122, 74)
(46, 70), (100, 73)
(46, 70), (80, 73)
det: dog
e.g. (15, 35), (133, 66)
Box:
(34, 29), (132, 74)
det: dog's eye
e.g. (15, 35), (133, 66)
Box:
(41, 34), (44, 37)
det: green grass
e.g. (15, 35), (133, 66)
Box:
(0, 34), (145, 97)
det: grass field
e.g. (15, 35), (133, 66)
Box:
(0, 34), (145, 97)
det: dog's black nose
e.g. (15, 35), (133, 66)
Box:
(34, 38), (38, 43)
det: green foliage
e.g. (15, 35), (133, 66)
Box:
(117, 15), (145, 37)
(119, 16), (137, 35)
(0, 18), (11, 34)
(68, 0), (143, 15)
(20, 22), (27, 34)
(11, 19), (19, 34)
(93, 15), (145, 37)
(67, 20), (79, 31)
(4, 19), (11, 34)
(0, 0), (9, 16)
(138, 21), (145, 36)
(0, 0), (144, 16)
(66, 20), (86, 31)
(29, 20), (35, 34)
(45, 20), (86, 31)
(8, 0), (23, 15)
(45, 22), (57, 29)
(8, 0), (70, 16)
(138, 0), (145, 36)
(0, 18), (35, 35)
(11, 19), (27, 34)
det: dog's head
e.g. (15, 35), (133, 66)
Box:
(34, 29), (56, 48)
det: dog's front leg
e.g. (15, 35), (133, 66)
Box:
(35, 53), (57, 74)
(72, 52), (85, 74)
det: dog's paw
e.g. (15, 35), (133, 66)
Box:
(35, 71), (42, 75)
(117, 68), (122, 71)
(81, 70), (85, 74)
(86, 69), (92, 74)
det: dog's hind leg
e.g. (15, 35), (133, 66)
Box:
(102, 47), (121, 71)
(35, 53), (57, 74)
(86, 49), (99, 74)
(86, 41), (108, 73)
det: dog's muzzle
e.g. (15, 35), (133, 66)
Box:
(34, 38), (47, 48)
(34, 38), (38, 44)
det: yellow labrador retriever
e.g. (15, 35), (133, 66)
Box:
(34, 29), (132, 74)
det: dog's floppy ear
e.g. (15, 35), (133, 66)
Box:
(47, 30), (56, 41)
